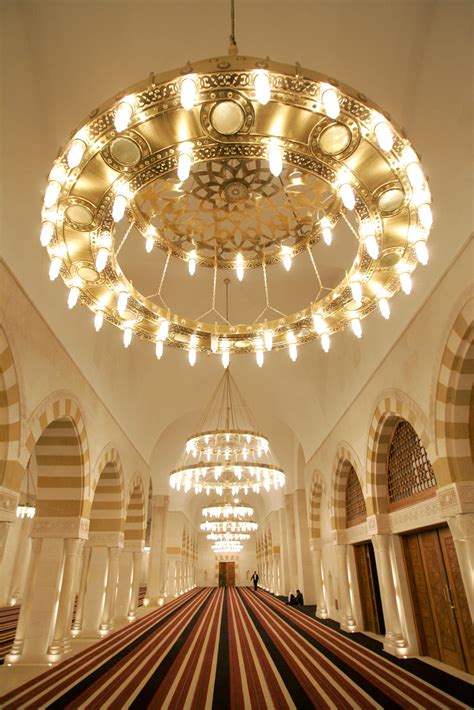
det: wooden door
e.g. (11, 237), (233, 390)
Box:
(403, 527), (473, 673)
(354, 543), (385, 635)
(218, 561), (235, 587)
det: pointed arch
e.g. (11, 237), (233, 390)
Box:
(331, 443), (364, 531)
(434, 299), (473, 483)
(366, 390), (432, 514)
(90, 445), (125, 534)
(124, 474), (146, 543)
(0, 327), (22, 499)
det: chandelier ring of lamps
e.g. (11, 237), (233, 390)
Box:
(170, 368), (286, 495)
(201, 519), (258, 533)
(207, 532), (251, 541)
(202, 502), (254, 519)
(212, 540), (243, 553)
(41, 4), (432, 365)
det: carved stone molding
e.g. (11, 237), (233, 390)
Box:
(366, 514), (391, 536)
(332, 529), (347, 545)
(437, 482), (474, 517)
(87, 531), (124, 548)
(446, 513), (474, 540)
(389, 497), (441, 534)
(123, 539), (144, 552)
(345, 522), (370, 544)
(31, 516), (90, 539)
(0, 486), (19, 522)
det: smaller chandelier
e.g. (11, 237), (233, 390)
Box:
(170, 370), (286, 495)
(212, 540), (243, 553)
(16, 465), (36, 519)
(207, 532), (250, 541)
(202, 502), (254, 519)
(201, 519), (258, 533)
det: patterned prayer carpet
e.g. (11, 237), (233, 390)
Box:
(0, 587), (471, 709)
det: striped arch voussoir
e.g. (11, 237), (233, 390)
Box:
(125, 473), (146, 542)
(331, 444), (363, 531)
(309, 472), (324, 539)
(366, 391), (431, 514)
(0, 327), (22, 491)
(89, 444), (125, 533)
(434, 300), (473, 483)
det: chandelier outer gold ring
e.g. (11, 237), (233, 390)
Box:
(43, 54), (431, 356)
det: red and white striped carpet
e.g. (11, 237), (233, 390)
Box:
(0, 587), (470, 709)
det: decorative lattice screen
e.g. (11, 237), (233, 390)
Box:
(388, 421), (436, 506)
(345, 465), (367, 527)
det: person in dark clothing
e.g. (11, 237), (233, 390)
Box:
(250, 571), (259, 591)
(287, 589), (304, 606)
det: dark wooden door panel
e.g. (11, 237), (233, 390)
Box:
(404, 534), (440, 660)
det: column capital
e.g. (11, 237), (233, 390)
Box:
(332, 529), (347, 545)
(31, 516), (89, 539)
(124, 539), (144, 552)
(86, 531), (124, 548)
(366, 514), (391, 535)
(370, 532), (391, 552)
(151, 494), (169, 509)
(447, 512), (474, 541)
(0, 485), (19, 522)
(437, 482), (474, 517)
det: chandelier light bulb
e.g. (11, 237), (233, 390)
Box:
(40, 222), (55, 247)
(350, 278), (363, 305)
(158, 318), (169, 341)
(415, 239), (429, 265)
(322, 87), (340, 119)
(155, 339), (164, 360)
(339, 182), (355, 211)
(399, 270), (412, 295)
(188, 248), (197, 276)
(378, 297), (391, 320)
(145, 235), (154, 253)
(94, 310), (104, 332)
(255, 338), (264, 367)
(281, 245), (292, 271)
(180, 76), (197, 111)
(418, 203), (433, 230)
(67, 285), (80, 309)
(236, 252), (244, 281)
(351, 317), (362, 339)
(221, 341), (230, 369)
(312, 313), (326, 335)
(44, 181), (61, 209)
(49, 256), (62, 281)
(123, 327), (133, 348)
(67, 139), (86, 169)
(364, 233), (379, 260)
(264, 330), (273, 351)
(188, 334), (197, 367)
(321, 332), (330, 352)
(114, 98), (134, 132)
(211, 333), (219, 353)
(95, 247), (109, 273)
(177, 149), (192, 182)
(268, 140), (283, 177)
(374, 121), (393, 152)
(406, 162), (425, 190)
(287, 332), (298, 361)
(112, 193), (128, 223)
(117, 290), (129, 315)
(320, 217), (332, 246)
(254, 69), (271, 105)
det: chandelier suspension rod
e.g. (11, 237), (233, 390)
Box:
(229, 0), (238, 55)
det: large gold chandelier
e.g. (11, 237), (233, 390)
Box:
(170, 369), (285, 494)
(40, 2), (432, 365)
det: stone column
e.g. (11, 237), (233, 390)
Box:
(146, 495), (169, 606)
(127, 550), (143, 619)
(48, 538), (82, 656)
(116, 540), (143, 619)
(292, 489), (316, 603)
(335, 542), (356, 632)
(80, 544), (109, 637)
(72, 545), (91, 634)
(284, 495), (298, 587)
(6, 537), (42, 661)
(371, 534), (407, 653)
(7, 516), (89, 664)
(8, 516), (33, 604)
(310, 538), (328, 618)
(0, 485), (18, 568)
(100, 543), (122, 632)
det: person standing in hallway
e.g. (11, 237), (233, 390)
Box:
(251, 571), (259, 591)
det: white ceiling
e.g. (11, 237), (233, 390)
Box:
(1, 1), (473, 490)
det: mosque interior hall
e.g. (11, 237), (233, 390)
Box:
(0, 0), (473, 707)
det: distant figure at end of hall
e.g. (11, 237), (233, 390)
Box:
(251, 570), (259, 591)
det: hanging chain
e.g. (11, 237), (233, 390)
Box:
(212, 255), (217, 310)
(262, 255), (270, 306)
(342, 212), (361, 243)
(115, 221), (134, 257)
(228, 0), (238, 55)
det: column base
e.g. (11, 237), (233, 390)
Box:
(316, 606), (328, 619)
(47, 638), (71, 657)
(341, 616), (357, 633)
(383, 632), (409, 657)
(145, 596), (166, 607)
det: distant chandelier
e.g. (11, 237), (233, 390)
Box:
(40, 0), (432, 365)
(212, 540), (243, 553)
(201, 519), (258, 533)
(207, 532), (250, 541)
(202, 502), (254, 519)
(169, 369), (285, 494)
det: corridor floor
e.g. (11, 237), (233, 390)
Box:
(0, 587), (471, 709)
